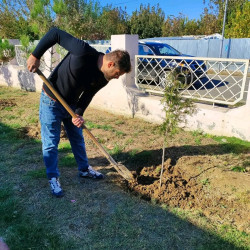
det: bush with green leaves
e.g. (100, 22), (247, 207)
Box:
(0, 38), (15, 63)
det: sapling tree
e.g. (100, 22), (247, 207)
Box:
(0, 38), (15, 65)
(159, 71), (196, 189)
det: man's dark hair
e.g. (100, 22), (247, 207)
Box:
(106, 50), (131, 73)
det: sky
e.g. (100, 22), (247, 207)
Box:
(99, 0), (208, 20)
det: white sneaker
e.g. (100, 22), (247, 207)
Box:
(49, 177), (64, 197)
(79, 166), (104, 179)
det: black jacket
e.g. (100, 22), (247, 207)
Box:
(32, 28), (108, 115)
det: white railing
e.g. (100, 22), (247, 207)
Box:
(135, 55), (249, 106)
(15, 44), (249, 106)
(15, 45), (27, 66)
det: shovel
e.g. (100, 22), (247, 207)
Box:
(36, 69), (133, 181)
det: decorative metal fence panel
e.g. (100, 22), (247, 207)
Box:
(15, 45), (26, 66)
(135, 55), (249, 106)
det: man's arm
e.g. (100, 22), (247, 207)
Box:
(75, 90), (96, 116)
(27, 27), (96, 72)
(32, 27), (93, 59)
(70, 93), (94, 128)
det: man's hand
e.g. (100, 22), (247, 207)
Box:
(27, 54), (40, 72)
(72, 115), (85, 128)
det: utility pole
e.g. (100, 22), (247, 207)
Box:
(219, 0), (229, 58)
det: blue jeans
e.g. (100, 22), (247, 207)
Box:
(39, 90), (89, 179)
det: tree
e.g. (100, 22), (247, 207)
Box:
(0, 0), (33, 39)
(79, 0), (103, 39)
(204, 0), (246, 18)
(159, 73), (196, 189)
(225, 1), (250, 37)
(0, 9), (18, 38)
(0, 38), (15, 64)
(28, 0), (54, 38)
(130, 4), (165, 39)
(184, 19), (200, 35)
(202, 0), (248, 36)
(98, 6), (129, 39)
(0, 0), (104, 40)
(53, 0), (103, 39)
(198, 7), (220, 35)
(162, 14), (202, 37)
(0, 0), (54, 39)
(162, 14), (187, 37)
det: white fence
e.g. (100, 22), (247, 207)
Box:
(14, 44), (250, 107)
(135, 55), (249, 106)
(14, 45), (26, 66)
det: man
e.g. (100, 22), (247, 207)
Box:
(27, 27), (131, 197)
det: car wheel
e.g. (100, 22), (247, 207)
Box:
(158, 71), (174, 88)
(176, 67), (194, 86)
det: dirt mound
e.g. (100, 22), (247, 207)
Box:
(129, 159), (203, 208)
(128, 156), (250, 233)
(18, 125), (41, 139)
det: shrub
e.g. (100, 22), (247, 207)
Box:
(0, 38), (15, 64)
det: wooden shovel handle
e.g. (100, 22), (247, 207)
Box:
(36, 69), (77, 118)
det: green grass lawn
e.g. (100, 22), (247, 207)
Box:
(0, 86), (249, 249)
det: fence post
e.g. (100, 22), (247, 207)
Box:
(43, 48), (53, 76)
(246, 78), (250, 109)
(111, 34), (138, 87)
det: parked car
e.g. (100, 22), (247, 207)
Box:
(137, 41), (207, 87)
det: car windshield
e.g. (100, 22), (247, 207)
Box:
(149, 43), (181, 56)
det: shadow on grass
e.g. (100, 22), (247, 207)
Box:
(0, 122), (248, 249)
(0, 122), (76, 249)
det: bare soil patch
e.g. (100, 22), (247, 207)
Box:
(19, 124), (67, 140)
(0, 99), (16, 109)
